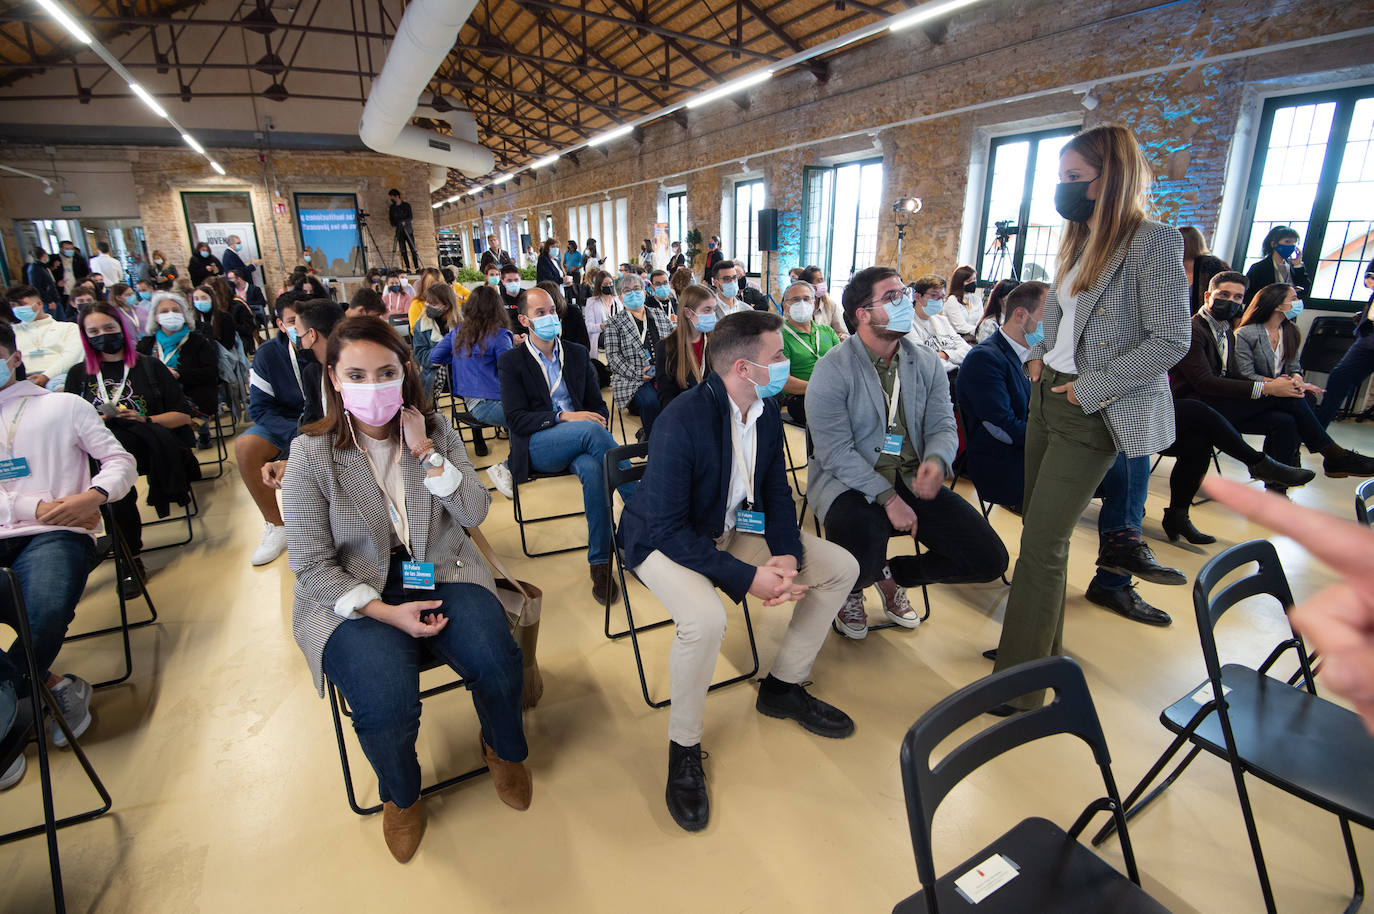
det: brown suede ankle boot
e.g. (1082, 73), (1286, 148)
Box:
(590, 562), (620, 605)
(481, 739), (532, 811)
(381, 799), (425, 863)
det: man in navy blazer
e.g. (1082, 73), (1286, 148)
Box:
(498, 286), (629, 604)
(956, 281), (1044, 509)
(618, 310), (859, 833)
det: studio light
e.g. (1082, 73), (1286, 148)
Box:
(1081, 88), (1099, 110)
(891, 196), (922, 267)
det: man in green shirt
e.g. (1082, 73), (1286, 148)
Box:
(779, 280), (840, 426)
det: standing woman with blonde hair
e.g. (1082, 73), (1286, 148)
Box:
(991, 125), (1191, 711)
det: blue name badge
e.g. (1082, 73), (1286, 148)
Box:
(882, 433), (904, 456)
(736, 508), (766, 535)
(401, 561), (436, 590)
(0, 457), (31, 481)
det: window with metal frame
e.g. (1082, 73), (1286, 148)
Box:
(733, 178), (765, 275)
(801, 157), (883, 298)
(1231, 85), (1374, 310)
(667, 192), (687, 248)
(975, 127), (1078, 286)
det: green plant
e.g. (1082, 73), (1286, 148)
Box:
(519, 266), (536, 282)
(455, 267), (483, 284)
(686, 227), (703, 268)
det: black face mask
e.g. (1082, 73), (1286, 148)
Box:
(91, 331), (125, 354)
(964, 281), (977, 294)
(601, 284), (613, 295)
(1054, 180), (1097, 223)
(425, 305), (447, 320)
(297, 343), (318, 365)
(1210, 299), (1242, 323)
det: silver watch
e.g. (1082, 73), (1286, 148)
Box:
(423, 450), (445, 469)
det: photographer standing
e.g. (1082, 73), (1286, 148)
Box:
(388, 188), (419, 272)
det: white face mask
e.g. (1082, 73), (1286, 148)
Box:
(788, 300), (815, 324)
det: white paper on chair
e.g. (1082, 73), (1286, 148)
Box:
(953, 853), (1020, 903)
(1190, 683), (1232, 705)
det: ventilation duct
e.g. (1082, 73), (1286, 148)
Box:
(358, 0), (494, 178)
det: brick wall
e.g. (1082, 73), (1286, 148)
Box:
(439, 0), (1373, 289)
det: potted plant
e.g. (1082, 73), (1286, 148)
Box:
(686, 228), (703, 268)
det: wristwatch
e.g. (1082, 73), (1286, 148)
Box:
(89, 485), (109, 503)
(423, 451), (445, 469)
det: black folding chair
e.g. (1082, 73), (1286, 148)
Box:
(195, 399), (233, 481)
(65, 505), (159, 689)
(137, 484), (198, 552)
(1357, 477), (1374, 526)
(327, 656), (486, 817)
(976, 497), (1015, 587)
(511, 466), (589, 559)
(1092, 539), (1372, 914)
(894, 656), (1166, 914)
(780, 418), (807, 497)
(448, 395), (504, 469)
(602, 443), (759, 709)
(0, 568), (114, 914)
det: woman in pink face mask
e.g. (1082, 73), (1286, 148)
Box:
(799, 264), (848, 340)
(280, 317), (533, 862)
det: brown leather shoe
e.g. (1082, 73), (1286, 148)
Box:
(590, 562), (620, 605)
(481, 739), (532, 811)
(381, 799), (425, 863)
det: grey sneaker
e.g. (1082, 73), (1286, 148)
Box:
(48, 674), (92, 748)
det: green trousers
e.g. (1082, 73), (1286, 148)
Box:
(994, 367), (1119, 710)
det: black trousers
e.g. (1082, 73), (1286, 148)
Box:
(824, 476), (1008, 593)
(1200, 393), (1332, 466)
(784, 394), (807, 427)
(394, 225), (419, 271)
(109, 487), (144, 555)
(1167, 399), (1265, 510)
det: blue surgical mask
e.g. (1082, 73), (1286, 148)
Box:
(504, 281), (522, 297)
(124, 293), (138, 307)
(529, 313), (562, 341)
(0, 357), (10, 388)
(234, 244), (243, 252)
(12, 305), (36, 323)
(878, 291), (915, 334)
(747, 358), (790, 400)
(922, 297), (944, 317)
(623, 290), (645, 311)
(287, 326), (299, 345)
(1024, 320), (1045, 348)
(720, 280), (738, 299)
(1286, 300), (1304, 319)
(1275, 243), (1297, 259)
(487, 275), (501, 286)
(653, 285), (671, 300)
(693, 310), (717, 334)
(193, 298), (212, 314)
(138, 291), (152, 301)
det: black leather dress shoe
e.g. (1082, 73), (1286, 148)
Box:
(982, 648), (998, 661)
(1095, 542), (1186, 586)
(1246, 455), (1314, 488)
(1085, 581), (1171, 626)
(666, 742), (709, 832)
(755, 675), (855, 738)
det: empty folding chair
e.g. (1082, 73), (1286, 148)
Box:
(66, 505), (159, 689)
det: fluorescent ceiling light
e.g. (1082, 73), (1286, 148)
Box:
(432, 201), (444, 209)
(588, 124), (634, 147)
(532, 154), (561, 169)
(34, 0), (91, 45)
(685, 70), (774, 110)
(209, 160), (225, 175)
(445, 194), (460, 203)
(469, 186), (485, 195)
(181, 133), (204, 155)
(493, 173), (513, 184)
(128, 82), (168, 118)
(889, 0), (981, 32)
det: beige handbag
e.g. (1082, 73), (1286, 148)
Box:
(467, 526), (544, 710)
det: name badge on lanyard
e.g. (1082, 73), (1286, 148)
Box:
(0, 457), (30, 480)
(730, 415), (764, 534)
(736, 506), (765, 534)
(882, 433), (903, 455)
(401, 560), (436, 590)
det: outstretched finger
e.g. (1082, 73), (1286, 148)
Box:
(1201, 477), (1374, 579)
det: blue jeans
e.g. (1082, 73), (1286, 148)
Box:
(527, 419), (635, 565)
(321, 563), (526, 809)
(465, 397), (506, 428)
(0, 531), (96, 704)
(627, 382), (661, 435)
(1093, 454), (1148, 590)
(242, 422), (290, 457)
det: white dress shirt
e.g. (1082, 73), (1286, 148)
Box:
(90, 253), (124, 285)
(999, 327), (1031, 363)
(1044, 262), (1082, 375)
(723, 394), (763, 531)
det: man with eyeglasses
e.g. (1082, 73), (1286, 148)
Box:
(806, 266), (1009, 640)
(778, 280), (840, 427)
(647, 269), (676, 316)
(1173, 271), (1374, 482)
(709, 260), (750, 319)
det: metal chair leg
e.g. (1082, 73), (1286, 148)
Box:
(512, 475), (588, 559)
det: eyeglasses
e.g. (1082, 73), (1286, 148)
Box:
(867, 287), (907, 308)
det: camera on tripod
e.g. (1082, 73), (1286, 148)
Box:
(994, 219), (1020, 243)
(355, 209), (370, 227)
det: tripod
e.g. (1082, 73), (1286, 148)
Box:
(355, 215), (391, 275)
(984, 233), (1018, 283)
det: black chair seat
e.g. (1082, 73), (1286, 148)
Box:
(894, 817), (1170, 914)
(1162, 665), (1374, 826)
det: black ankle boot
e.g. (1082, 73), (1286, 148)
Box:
(1161, 508), (1216, 545)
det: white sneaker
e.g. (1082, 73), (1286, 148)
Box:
(251, 523), (288, 565)
(0, 753), (24, 790)
(835, 592), (869, 641)
(486, 462), (515, 500)
(48, 674), (92, 748)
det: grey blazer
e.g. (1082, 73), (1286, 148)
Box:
(1029, 219), (1191, 458)
(805, 333), (958, 524)
(1234, 322), (1298, 380)
(282, 413), (496, 694)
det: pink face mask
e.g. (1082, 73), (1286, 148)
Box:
(339, 378), (404, 426)
(814, 281), (828, 296)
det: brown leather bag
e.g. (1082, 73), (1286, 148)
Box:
(467, 526), (544, 709)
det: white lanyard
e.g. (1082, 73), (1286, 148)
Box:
(784, 322), (817, 356)
(156, 337), (185, 364)
(97, 364), (132, 408)
(729, 413), (757, 508)
(287, 340), (306, 397)
(3, 398), (32, 457)
(526, 338), (564, 401)
(634, 313), (649, 346)
(883, 367), (902, 432)
(348, 415), (412, 554)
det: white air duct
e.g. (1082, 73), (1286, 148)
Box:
(429, 164), (448, 193)
(358, 0), (494, 178)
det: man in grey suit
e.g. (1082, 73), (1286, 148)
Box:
(807, 267), (1008, 640)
